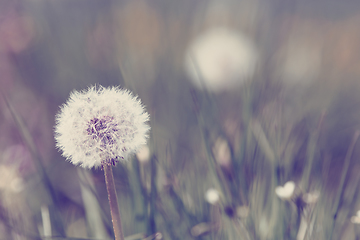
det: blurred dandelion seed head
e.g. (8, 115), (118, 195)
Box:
(184, 27), (258, 92)
(54, 85), (150, 168)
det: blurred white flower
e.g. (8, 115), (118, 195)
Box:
(0, 165), (24, 193)
(136, 145), (150, 163)
(191, 222), (212, 237)
(10, 177), (24, 193)
(275, 181), (295, 200)
(184, 27), (258, 92)
(213, 137), (231, 168)
(236, 205), (249, 218)
(302, 191), (320, 204)
(351, 210), (360, 224)
(205, 188), (220, 205)
(0, 164), (30, 230)
(55, 85), (150, 168)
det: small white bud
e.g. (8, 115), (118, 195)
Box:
(205, 188), (220, 205)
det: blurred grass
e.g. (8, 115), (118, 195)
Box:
(1, 0), (360, 240)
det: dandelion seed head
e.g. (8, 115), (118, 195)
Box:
(54, 85), (150, 169)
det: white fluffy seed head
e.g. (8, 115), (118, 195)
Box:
(54, 85), (150, 169)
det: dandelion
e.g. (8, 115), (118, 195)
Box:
(184, 27), (257, 92)
(54, 85), (150, 240)
(54, 85), (150, 169)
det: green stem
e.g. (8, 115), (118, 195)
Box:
(103, 164), (125, 240)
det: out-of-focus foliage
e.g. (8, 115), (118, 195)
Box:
(1, 0), (360, 239)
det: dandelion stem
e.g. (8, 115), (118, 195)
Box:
(103, 163), (125, 240)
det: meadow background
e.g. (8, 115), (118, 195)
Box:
(1, 0), (360, 239)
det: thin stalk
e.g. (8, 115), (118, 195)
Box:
(198, 112), (230, 201)
(190, 89), (229, 202)
(148, 155), (157, 235)
(103, 163), (125, 240)
(235, 83), (252, 203)
(129, 157), (148, 233)
(301, 111), (326, 191)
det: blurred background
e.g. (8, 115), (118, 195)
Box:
(1, 0), (360, 239)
